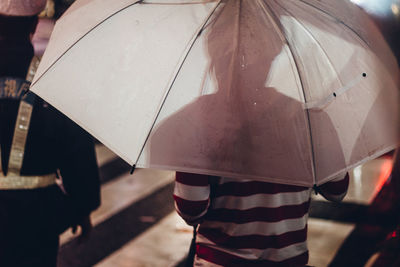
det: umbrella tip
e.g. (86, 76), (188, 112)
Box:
(130, 165), (136, 174)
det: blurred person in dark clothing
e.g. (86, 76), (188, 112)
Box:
(51, 0), (75, 19)
(0, 1), (100, 266)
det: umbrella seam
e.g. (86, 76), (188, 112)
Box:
(134, 1), (223, 166)
(294, 1), (376, 163)
(273, 1), (345, 91)
(283, 1), (373, 169)
(141, 1), (219, 5)
(276, 0), (381, 185)
(30, 0), (145, 88)
(298, 0), (371, 48)
(261, 0), (317, 185)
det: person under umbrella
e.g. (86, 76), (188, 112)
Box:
(169, 2), (349, 266)
(174, 171), (349, 266)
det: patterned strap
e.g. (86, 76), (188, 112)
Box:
(0, 173), (57, 190)
(25, 56), (40, 83)
(0, 56), (39, 177)
(7, 99), (34, 176)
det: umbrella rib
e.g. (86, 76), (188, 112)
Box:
(274, 2), (345, 90)
(298, 0), (371, 48)
(134, 1), (223, 166)
(141, 1), (220, 5)
(31, 0), (144, 88)
(261, 0), (318, 185)
(225, 0), (242, 98)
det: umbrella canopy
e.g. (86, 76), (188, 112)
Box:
(31, 0), (399, 186)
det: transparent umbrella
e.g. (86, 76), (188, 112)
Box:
(31, 0), (399, 186)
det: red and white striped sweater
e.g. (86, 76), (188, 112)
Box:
(174, 172), (349, 267)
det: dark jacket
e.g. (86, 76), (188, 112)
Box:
(0, 13), (100, 236)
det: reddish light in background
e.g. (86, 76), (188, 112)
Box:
(376, 158), (394, 192)
(390, 229), (398, 238)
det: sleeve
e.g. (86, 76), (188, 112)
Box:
(173, 172), (211, 225)
(57, 114), (101, 220)
(317, 172), (349, 202)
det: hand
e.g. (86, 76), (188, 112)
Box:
(72, 215), (93, 243)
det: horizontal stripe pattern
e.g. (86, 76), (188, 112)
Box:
(173, 195), (209, 218)
(206, 201), (311, 223)
(200, 215), (308, 236)
(173, 178), (211, 223)
(196, 244), (309, 266)
(212, 190), (311, 209)
(197, 226), (307, 249)
(174, 181), (210, 201)
(174, 172), (348, 266)
(176, 171), (210, 186)
(215, 178), (308, 197)
(211, 241), (309, 262)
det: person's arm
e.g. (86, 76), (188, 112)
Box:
(317, 173), (349, 202)
(173, 172), (211, 225)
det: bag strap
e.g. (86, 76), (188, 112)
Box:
(0, 56), (40, 176)
(7, 96), (35, 176)
(25, 56), (40, 83)
(185, 225), (198, 267)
